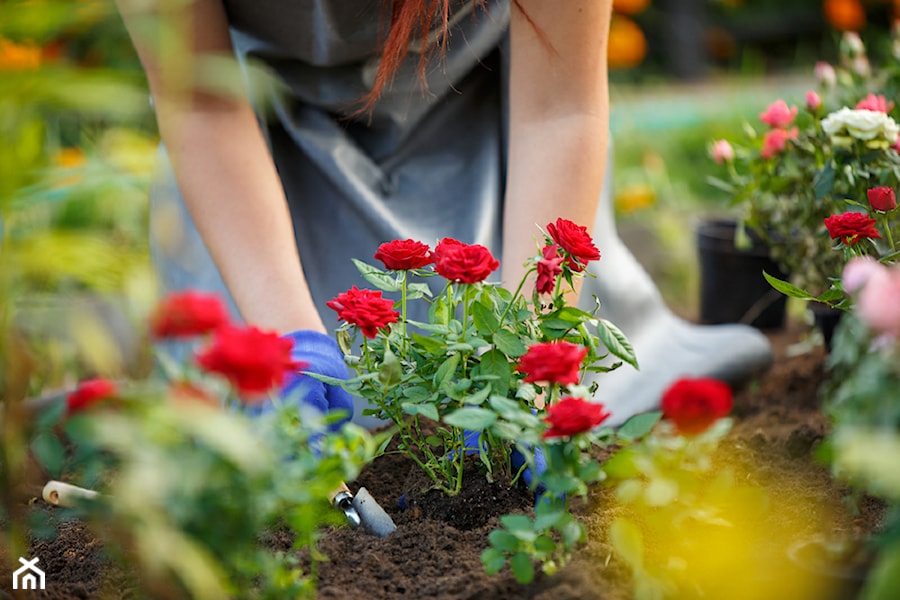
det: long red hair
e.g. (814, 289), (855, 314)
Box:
(359, 0), (530, 113)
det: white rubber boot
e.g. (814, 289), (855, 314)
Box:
(579, 154), (773, 426)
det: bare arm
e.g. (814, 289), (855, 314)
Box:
(503, 1), (612, 288)
(116, 0), (326, 334)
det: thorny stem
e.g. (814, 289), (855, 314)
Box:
(401, 270), (409, 354)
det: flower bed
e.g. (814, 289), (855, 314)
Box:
(1, 327), (885, 600)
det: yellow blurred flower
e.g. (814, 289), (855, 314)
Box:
(615, 182), (656, 214)
(823, 0), (866, 32)
(56, 147), (87, 169)
(613, 0), (650, 16)
(0, 38), (41, 70)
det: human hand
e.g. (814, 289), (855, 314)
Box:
(246, 330), (353, 430)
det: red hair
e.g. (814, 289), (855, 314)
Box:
(358, 0), (534, 114)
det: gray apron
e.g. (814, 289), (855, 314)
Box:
(150, 0), (511, 327)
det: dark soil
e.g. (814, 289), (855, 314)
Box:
(1, 325), (887, 599)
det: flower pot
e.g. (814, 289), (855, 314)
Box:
(787, 535), (875, 600)
(809, 302), (843, 352)
(696, 219), (788, 330)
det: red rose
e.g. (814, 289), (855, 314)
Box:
(432, 238), (500, 284)
(546, 218), (600, 272)
(67, 378), (118, 414)
(543, 396), (610, 439)
(196, 325), (303, 398)
(536, 244), (564, 295)
(149, 290), (229, 338)
(516, 341), (589, 386)
(374, 239), (433, 270)
(760, 127), (798, 160)
(825, 212), (882, 246)
(867, 187), (897, 213)
(661, 378), (733, 436)
(326, 286), (399, 338)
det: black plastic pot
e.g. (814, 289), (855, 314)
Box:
(809, 302), (844, 352)
(697, 219), (788, 330)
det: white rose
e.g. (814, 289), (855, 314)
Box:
(821, 108), (899, 144)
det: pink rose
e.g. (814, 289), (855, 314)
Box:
(806, 90), (822, 112)
(814, 62), (836, 87)
(711, 139), (734, 164)
(759, 99), (798, 129)
(842, 256), (884, 294)
(856, 94), (895, 114)
(857, 266), (900, 338)
(760, 127), (798, 159)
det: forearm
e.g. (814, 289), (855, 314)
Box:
(501, 113), (608, 287)
(159, 100), (326, 334)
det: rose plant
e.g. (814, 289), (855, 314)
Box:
(601, 377), (764, 599)
(22, 290), (376, 599)
(326, 219), (636, 497)
(323, 219), (639, 580)
(709, 30), (900, 297)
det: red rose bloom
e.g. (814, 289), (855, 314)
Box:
(149, 290), (229, 338)
(432, 238), (500, 284)
(516, 341), (589, 386)
(536, 244), (564, 295)
(67, 378), (118, 414)
(196, 325), (303, 398)
(326, 286), (399, 338)
(867, 187), (897, 213)
(543, 396), (610, 439)
(661, 378), (733, 436)
(546, 218), (601, 272)
(374, 239), (433, 270)
(825, 212), (882, 246)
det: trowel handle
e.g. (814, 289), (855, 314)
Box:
(42, 481), (99, 507)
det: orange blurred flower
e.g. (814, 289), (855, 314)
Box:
(824, 0), (866, 32)
(613, 0), (651, 16)
(0, 38), (41, 70)
(608, 15), (648, 69)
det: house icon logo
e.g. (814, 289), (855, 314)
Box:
(13, 556), (46, 590)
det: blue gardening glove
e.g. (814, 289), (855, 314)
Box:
(245, 330), (354, 431)
(461, 430), (547, 497)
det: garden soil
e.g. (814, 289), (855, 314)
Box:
(1, 323), (886, 600)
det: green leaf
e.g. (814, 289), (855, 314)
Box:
(402, 386), (432, 401)
(560, 519), (585, 548)
(577, 461), (603, 483)
(425, 435), (443, 447)
(609, 517), (644, 569)
(763, 271), (817, 300)
(533, 535), (557, 554)
(443, 407), (497, 430)
(378, 346), (402, 387)
(477, 349), (512, 397)
(406, 283), (433, 299)
(488, 529), (521, 553)
(481, 547), (507, 575)
(533, 509), (564, 531)
(31, 432), (65, 476)
(644, 477), (679, 506)
(418, 403), (440, 422)
(510, 552), (535, 584)
(596, 318), (638, 369)
(433, 354), (461, 388)
(463, 384), (492, 406)
(493, 330), (528, 358)
(616, 411), (662, 442)
(411, 333), (445, 354)
(706, 175), (735, 194)
(401, 402), (420, 416)
(814, 161), (836, 200)
(352, 258), (402, 292)
(500, 514), (534, 535)
(472, 302), (500, 334)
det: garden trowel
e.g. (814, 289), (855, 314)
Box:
(331, 483), (396, 537)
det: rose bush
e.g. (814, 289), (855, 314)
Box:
(710, 30), (900, 297)
(325, 219), (639, 580)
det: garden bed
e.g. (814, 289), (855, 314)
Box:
(2, 324), (886, 600)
